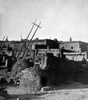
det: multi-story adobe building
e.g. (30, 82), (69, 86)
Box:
(59, 40), (88, 61)
(0, 39), (60, 58)
(1, 38), (88, 61)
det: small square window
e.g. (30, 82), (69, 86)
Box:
(71, 47), (73, 49)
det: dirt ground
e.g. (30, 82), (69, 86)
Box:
(1, 82), (88, 100)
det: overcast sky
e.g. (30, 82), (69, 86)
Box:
(0, 0), (88, 42)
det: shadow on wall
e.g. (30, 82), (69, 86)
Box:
(42, 53), (85, 86)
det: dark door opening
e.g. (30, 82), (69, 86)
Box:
(41, 76), (47, 87)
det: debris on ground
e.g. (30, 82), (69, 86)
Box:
(6, 67), (41, 94)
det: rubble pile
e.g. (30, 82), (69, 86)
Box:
(6, 59), (29, 83)
(12, 59), (29, 73)
(18, 67), (41, 93)
(6, 59), (41, 94)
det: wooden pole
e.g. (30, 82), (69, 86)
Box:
(16, 20), (37, 60)
(22, 21), (41, 59)
(11, 20), (37, 69)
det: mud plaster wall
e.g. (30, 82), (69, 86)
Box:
(42, 54), (82, 86)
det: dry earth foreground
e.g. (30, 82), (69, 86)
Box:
(1, 82), (88, 100)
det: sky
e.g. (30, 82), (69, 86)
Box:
(0, 0), (88, 42)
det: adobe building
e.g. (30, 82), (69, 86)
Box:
(0, 39), (60, 58)
(59, 39), (88, 61)
(27, 39), (60, 60)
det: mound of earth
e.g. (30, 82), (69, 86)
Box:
(6, 67), (41, 95)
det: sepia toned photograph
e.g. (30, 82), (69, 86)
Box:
(0, 0), (88, 100)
